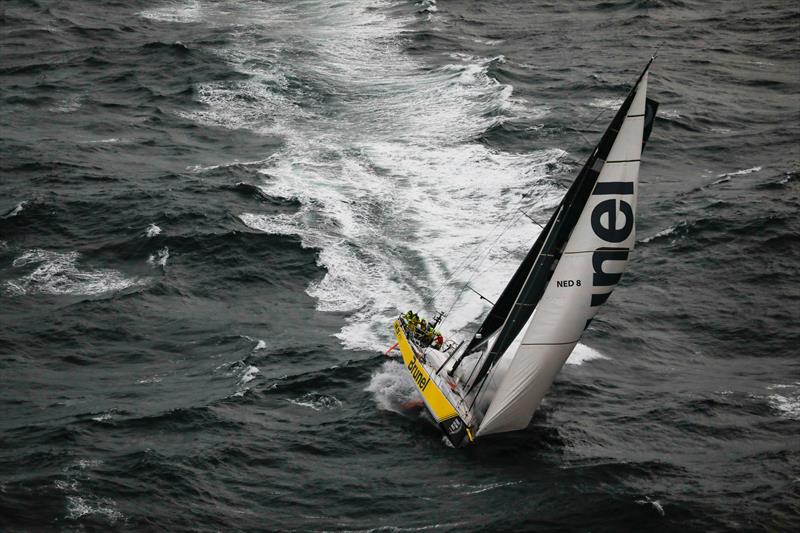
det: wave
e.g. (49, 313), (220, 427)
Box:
(713, 166), (762, 183)
(767, 382), (800, 420)
(66, 495), (123, 522)
(6, 249), (143, 296)
(589, 97), (623, 110)
(287, 392), (343, 411)
(2, 201), (26, 219)
(56, 459), (123, 524)
(139, 0), (203, 23)
(147, 247), (170, 268)
(639, 207), (795, 249)
(144, 223), (162, 238)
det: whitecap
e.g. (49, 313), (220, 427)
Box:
(658, 109), (681, 119)
(461, 481), (521, 495)
(139, 0), (202, 23)
(145, 223), (162, 238)
(2, 201), (26, 219)
(287, 392), (343, 411)
(589, 98), (624, 110)
(66, 495), (122, 522)
(50, 96), (81, 113)
(54, 479), (78, 492)
(767, 382), (800, 420)
(239, 365), (260, 385)
(416, 0), (438, 13)
(716, 166), (762, 179)
(636, 496), (665, 516)
(72, 459), (102, 470)
(147, 247), (169, 268)
(640, 225), (678, 244)
(6, 249), (141, 296)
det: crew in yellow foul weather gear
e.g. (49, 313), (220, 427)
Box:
(402, 310), (444, 348)
(403, 310), (421, 337)
(424, 325), (434, 345)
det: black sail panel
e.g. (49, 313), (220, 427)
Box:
(642, 98), (659, 149)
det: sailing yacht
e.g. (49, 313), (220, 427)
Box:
(392, 59), (659, 447)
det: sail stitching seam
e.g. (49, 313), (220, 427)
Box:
(520, 340), (580, 346)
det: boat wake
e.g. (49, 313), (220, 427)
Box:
(177, 1), (564, 353)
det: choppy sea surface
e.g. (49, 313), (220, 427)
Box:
(1, 0), (799, 530)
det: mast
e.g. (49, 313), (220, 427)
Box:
(466, 59), (655, 397)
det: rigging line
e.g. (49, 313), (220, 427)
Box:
(437, 157), (573, 334)
(438, 180), (557, 329)
(462, 342), (487, 389)
(652, 41), (665, 61)
(519, 208), (543, 228)
(422, 156), (562, 308)
(434, 173), (560, 334)
(465, 285), (495, 306)
(427, 191), (531, 292)
(435, 209), (527, 331)
(424, 206), (527, 310)
(466, 354), (494, 412)
(423, 223), (508, 306)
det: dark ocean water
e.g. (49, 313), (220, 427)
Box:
(1, 0), (799, 530)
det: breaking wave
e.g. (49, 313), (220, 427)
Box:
(287, 392), (343, 411)
(2, 201), (26, 219)
(6, 249), (142, 296)
(145, 223), (162, 238)
(767, 383), (800, 420)
(147, 247), (170, 268)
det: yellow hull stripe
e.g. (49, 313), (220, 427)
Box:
(394, 321), (458, 423)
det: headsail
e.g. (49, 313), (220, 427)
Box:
(473, 61), (656, 436)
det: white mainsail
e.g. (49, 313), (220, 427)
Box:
(475, 72), (651, 437)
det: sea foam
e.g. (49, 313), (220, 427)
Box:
(6, 249), (141, 296)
